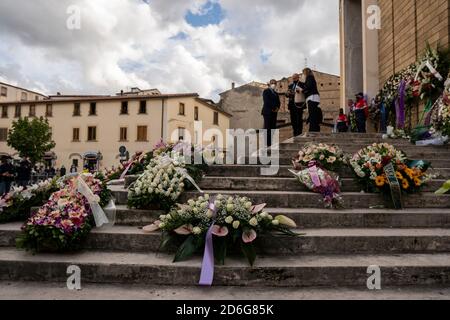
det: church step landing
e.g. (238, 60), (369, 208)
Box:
(0, 248), (449, 288)
(203, 165), (450, 179)
(112, 205), (450, 228)
(197, 177), (445, 193)
(110, 187), (450, 209)
(2, 224), (450, 255)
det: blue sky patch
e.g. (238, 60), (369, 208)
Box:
(185, 1), (225, 27)
(260, 50), (272, 64)
(170, 32), (189, 41)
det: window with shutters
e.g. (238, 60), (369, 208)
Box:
(137, 126), (147, 142)
(46, 104), (53, 117)
(213, 112), (219, 125)
(194, 107), (199, 121)
(0, 128), (7, 142)
(179, 103), (185, 116)
(121, 101), (129, 115)
(89, 102), (97, 116)
(73, 128), (80, 142)
(29, 105), (36, 117)
(14, 105), (21, 118)
(73, 103), (81, 116)
(87, 126), (97, 141)
(1, 106), (8, 118)
(120, 127), (128, 141)
(139, 101), (147, 114)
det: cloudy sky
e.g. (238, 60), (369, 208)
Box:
(0, 0), (340, 101)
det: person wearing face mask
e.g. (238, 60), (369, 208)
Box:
(286, 73), (306, 137)
(261, 79), (281, 147)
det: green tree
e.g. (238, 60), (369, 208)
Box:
(7, 117), (56, 164)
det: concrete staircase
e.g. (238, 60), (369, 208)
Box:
(1, 133), (450, 294)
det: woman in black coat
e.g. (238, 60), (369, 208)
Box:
(299, 68), (322, 132)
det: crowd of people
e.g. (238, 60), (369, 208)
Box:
(0, 156), (68, 196)
(262, 68), (323, 146)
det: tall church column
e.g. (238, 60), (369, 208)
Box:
(362, 0), (380, 101)
(339, 0), (363, 111)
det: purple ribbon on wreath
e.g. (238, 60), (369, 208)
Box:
(396, 80), (406, 129)
(199, 199), (217, 286)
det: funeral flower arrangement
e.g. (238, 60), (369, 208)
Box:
(433, 74), (450, 137)
(144, 194), (298, 267)
(292, 143), (346, 172)
(290, 143), (345, 208)
(17, 174), (111, 252)
(290, 167), (343, 209)
(128, 150), (206, 211)
(0, 179), (58, 224)
(349, 143), (433, 193)
(105, 151), (152, 181)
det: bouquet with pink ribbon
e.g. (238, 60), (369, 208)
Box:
(143, 194), (299, 286)
(290, 163), (343, 209)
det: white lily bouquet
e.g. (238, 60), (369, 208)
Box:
(128, 153), (201, 210)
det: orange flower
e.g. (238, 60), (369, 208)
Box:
(414, 178), (422, 187)
(396, 171), (404, 180)
(402, 179), (410, 190)
(375, 176), (385, 187)
(404, 168), (414, 179)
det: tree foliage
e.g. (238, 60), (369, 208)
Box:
(7, 117), (55, 164)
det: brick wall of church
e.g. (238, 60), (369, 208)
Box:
(379, 0), (450, 85)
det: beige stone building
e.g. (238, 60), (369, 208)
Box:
(219, 71), (341, 136)
(0, 87), (231, 170)
(0, 82), (48, 103)
(340, 0), (450, 111)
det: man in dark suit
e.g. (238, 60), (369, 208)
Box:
(262, 79), (280, 147)
(286, 73), (306, 137)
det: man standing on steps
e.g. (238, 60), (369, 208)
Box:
(286, 73), (306, 137)
(262, 79), (280, 147)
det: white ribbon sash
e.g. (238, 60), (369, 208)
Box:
(76, 176), (109, 227)
(415, 60), (443, 82)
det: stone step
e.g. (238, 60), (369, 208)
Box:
(197, 177), (446, 193)
(299, 133), (386, 139)
(279, 141), (450, 150)
(111, 187), (450, 209)
(2, 281), (450, 300)
(238, 157), (450, 167)
(1, 248), (449, 287)
(96, 205), (450, 229)
(178, 190), (450, 209)
(204, 165), (450, 179)
(124, 175), (446, 192)
(3, 223), (450, 255)
(278, 148), (450, 159)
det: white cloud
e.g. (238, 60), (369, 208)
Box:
(0, 0), (339, 100)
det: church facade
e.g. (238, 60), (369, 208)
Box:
(340, 0), (450, 108)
